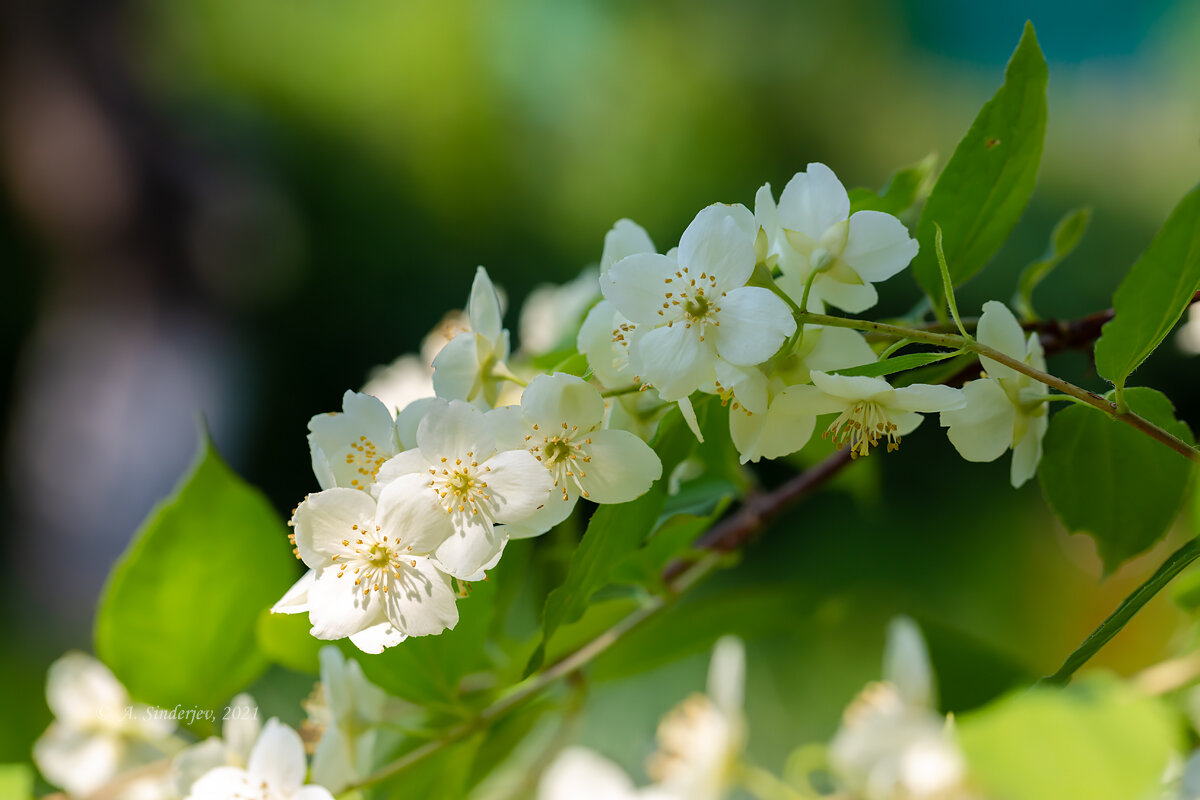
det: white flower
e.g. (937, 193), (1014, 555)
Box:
(171, 693), (260, 796)
(273, 480), (460, 652)
(432, 266), (513, 407)
(940, 301), (1049, 488)
(758, 164), (919, 314)
(186, 719), (333, 800)
(729, 326), (876, 463)
(308, 391), (403, 492)
(519, 268), (601, 356)
(306, 647), (390, 791)
(647, 637), (746, 800)
(539, 747), (676, 800)
(830, 619), (969, 800)
(601, 204), (796, 401)
(374, 399), (553, 579)
(780, 371), (963, 459)
(33, 652), (176, 796)
(361, 354), (435, 417)
(489, 373), (662, 537)
(601, 218), (658, 275)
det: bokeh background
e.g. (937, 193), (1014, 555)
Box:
(3, 0), (1200, 784)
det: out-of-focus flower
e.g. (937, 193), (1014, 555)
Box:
(185, 719), (333, 800)
(432, 267), (513, 407)
(373, 399), (552, 579)
(274, 479), (460, 652)
(361, 354), (435, 417)
(34, 652), (177, 796)
(490, 373), (662, 537)
(1177, 305), (1200, 356)
(601, 204), (795, 401)
(941, 302), (1049, 488)
(171, 693), (260, 796)
(647, 637), (746, 800)
(305, 647), (389, 791)
(830, 618), (970, 800)
(539, 748), (675, 800)
(519, 268), (601, 356)
(757, 164), (918, 314)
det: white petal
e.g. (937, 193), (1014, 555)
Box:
(395, 397), (435, 450)
(417, 399), (496, 462)
(811, 274), (878, 313)
(576, 430), (662, 504)
(307, 392), (400, 490)
(842, 211), (919, 282)
(706, 636), (745, 718)
(633, 324), (716, 401)
(801, 326), (877, 375)
(940, 379), (1015, 463)
(1010, 410), (1048, 488)
(384, 558), (459, 636)
(677, 395), (704, 442)
(730, 386), (819, 463)
(45, 652), (129, 729)
(501, 490), (577, 538)
(712, 286), (795, 365)
(374, 448), (431, 490)
(306, 567), (388, 640)
(223, 693), (261, 765)
(893, 410), (925, 437)
(883, 617), (934, 709)
(578, 301), (631, 389)
(347, 621), (408, 654)
(187, 767), (256, 800)
(539, 748), (638, 800)
(246, 719), (307, 793)
(483, 449), (554, 524)
(769, 382), (846, 417)
(486, 404), (527, 451)
(293, 787), (337, 800)
(889, 383), (965, 413)
(601, 219), (656, 274)
(810, 370), (892, 402)
(271, 570), (316, 614)
(375, 473), (455, 555)
(434, 518), (508, 579)
(468, 266), (504, 343)
(754, 183), (779, 240)
(600, 252), (679, 324)
(777, 163), (850, 241)
(431, 331), (498, 405)
(33, 724), (121, 795)
(171, 738), (228, 796)
(678, 204), (757, 290)
(976, 300), (1029, 383)
(521, 373), (605, 432)
(292, 488), (377, 567)
(714, 361), (768, 415)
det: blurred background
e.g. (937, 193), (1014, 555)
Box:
(3, 0), (1200, 782)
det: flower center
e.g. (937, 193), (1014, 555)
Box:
(345, 435), (386, 490)
(429, 453), (492, 516)
(824, 400), (900, 458)
(332, 523), (415, 597)
(527, 422), (594, 502)
(660, 265), (726, 341)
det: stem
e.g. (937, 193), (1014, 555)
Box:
(490, 362), (528, 388)
(1038, 538), (1200, 687)
(797, 311), (1200, 463)
(798, 269), (819, 315)
(601, 385), (641, 398)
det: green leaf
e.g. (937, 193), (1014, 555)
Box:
(1095, 183), (1200, 391)
(96, 434), (297, 708)
(1038, 388), (1195, 572)
(958, 677), (1178, 800)
(549, 351), (590, 378)
(1014, 207), (1092, 320)
(832, 349), (963, 379)
(847, 153), (937, 217)
(257, 608), (323, 675)
(530, 404), (698, 671)
(0, 764), (33, 800)
(911, 22), (1047, 308)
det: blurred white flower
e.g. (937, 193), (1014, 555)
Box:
(940, 301), (1049, 488)
(305, 647), (390, 791)
(780, 371), (963, 459)
(519, 268), (601, 356)
(601, 204), (795, 401)
(33, 652), (177, 796)
(539, 747), (675, 800)
(171, 693), (260, 796)
(647, 637), (746, 800)
(757, 164), (918, 313)
(374, 399), (553, 579)
(1177, 305), (1200, 356)
(274, 480), (460, 652)
(361, 354), (435, 417)
(432, 266), (514, 407)
(489, 373), (662, 538)
(830, 618), (970, 800)
(186, 718), (333, 800)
